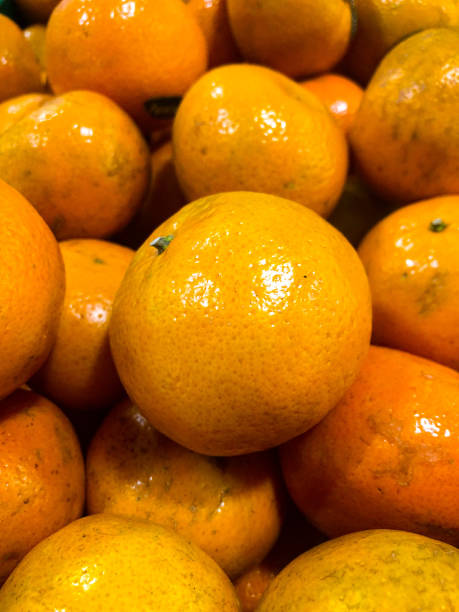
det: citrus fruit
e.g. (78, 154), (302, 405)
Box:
(109, 191), (372, 456)
(280, 345), (459, 546)
(173, 64), (348, 218)
(0, 514), (240, 611)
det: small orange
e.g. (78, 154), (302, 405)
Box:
(31, 239), (134, 415)
(0, 90), (151, 240)
(257, 529), (459, 610)
(301, 73), (363, 136)
(359, 195), (459, 371)
(0, 388), (85, 584)
(185, 0), (240, 68)
(45, 0), (208, 131)
(86, 398), (285, 578)
(342, 0), (459, 84)
(0, 178), (65, 400)
(0, 514), (240, 611)
(0, 15), (42, 103)
(109, 191), (372, 456)
(350, 27), (459, 203)
(23, 24), (48, 90)
(0, 92), (51, 135)
(226, 0), (354, 78)
(173, 64), (348, 218)
(280, 345), (459, 546)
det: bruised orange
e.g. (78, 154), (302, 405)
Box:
(45, 0), (208, 131)
(86, 398), (285, 578)
(0, 90), (150, 240)
(0, 388), (84, 584)
(0, 514), (240, 611)
(280, 345), (459, 546)
(0, 179), (64, 400)
(31, 239), (134, 414)
(359, 195), (459, 371)
(173, 64), (348, 218)
(109, 191), (372, 456)
(0, 15), (42, 103)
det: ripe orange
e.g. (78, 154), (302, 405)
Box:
(31, 239), (134, 414)
(342, 0), (459, 84)
(173, 64), (348, 218)
(0, 179), (65, 400)
(301, 73), (363, 136)
(359, 195), (459, 371)
(0, 92), (51, 135)
(186, 0), (240, 68)
(226, 0), (354, 78)
(0, 388), (84, 584)
(350, 27), (459, 203)
(280, 345), (459, 546)
(0, 514), (241, 611)
(0, 15), (42, 103)
(45, 0), (208, 131)
(257, 529), (459, 610)
(86, 398), (285, 578)
(109, 191), (372, 456)
(0, 90), (151, 240)
(23, 25), (48, 90)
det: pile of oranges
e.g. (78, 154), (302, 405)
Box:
(0, 0), (459, 609)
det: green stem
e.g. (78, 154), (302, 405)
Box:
(150, 235), (174, 254)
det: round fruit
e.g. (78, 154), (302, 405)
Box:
(173, 64), (348, 218)
(0, 178), (65, 400)
(0, 388), (84, 584)
(280, 345), (459, 546)
(257, 529), (459, 610)
(109, 191), (372, 455)
(0, 514), (240, 611)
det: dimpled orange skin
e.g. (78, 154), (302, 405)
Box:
(173, 64), (348, 219)
(226, 0), (353, 78)
(0, 179), (65, 400)
(0, 15), (42, 104)
(0, 388), (85, 584)
(31, 240), (134, 413)
(0, 93), (52, 135)
(0, 514), (241, 611)
(257, 529), (459, 611)
(358, 196), (459, 371)
(86, 398), (285, 578)
(109, 191), (372, 456)
(45, 0), (208, 131)
(0, 90), (151, 240)
(185, 0), (240, 68)
(301, 73), (364, 136)
(349, 28), (459, 204)
(342, 0), (459, 85)
(280, 345), (459, 546)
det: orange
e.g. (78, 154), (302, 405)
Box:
(0, 388), (85, 584)
(0, 15), (42, 103)
(45, 0), (208, 131)
(86, 398), (285, 578)
(359, 195), (459, 371)
(342, 0), (459, 84)
(301, 73), (363, 136)
(280, 345), (459, 546)
(0, 514), (240, 611)
(226, 0), (354, 78)
(185, 0), (240, 68)
(23, 24), (48, 90)
(0, 179), (65, 400)
(31, 239), (134, 415)
(172, 64), (348, 218)
(350, 28), (459, 204)
(0, 92), (51, 134)
(109, 191), (372, 456)
(257, 529), (459, 611)
(0, 90), (150, 240)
